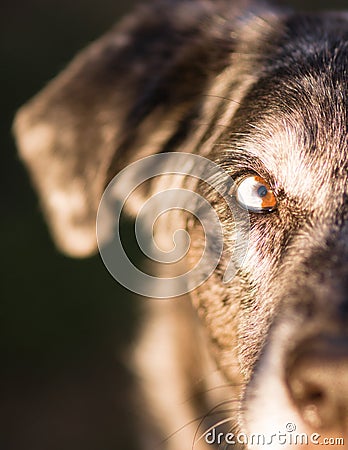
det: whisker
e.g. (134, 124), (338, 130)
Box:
(201, 383), (243, 393)
(182, 382), (243, 404)
(194, 416), (236, 446)
(192, 399), (240, 450)
(159, 404), (239, 448)
(202, 93), (242, 106)
(162, 118), (231, 129)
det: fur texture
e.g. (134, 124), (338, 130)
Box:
(14, 1), (348, 448)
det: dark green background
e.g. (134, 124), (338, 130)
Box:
(1, 0), (347, 449)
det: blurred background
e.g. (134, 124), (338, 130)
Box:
(1, 0), (347, 449)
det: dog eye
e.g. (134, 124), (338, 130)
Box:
(234, 175), (277, 212)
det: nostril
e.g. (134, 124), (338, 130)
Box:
(304, 385), (325, 403)
(288, 379), (327, 428)
(291, 379), (324, 403)
(286, 335), (348, 430)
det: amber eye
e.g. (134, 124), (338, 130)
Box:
(235, 175), (277, 212)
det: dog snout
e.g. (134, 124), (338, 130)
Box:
(286, 335), (348, 431)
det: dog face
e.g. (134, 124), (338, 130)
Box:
(14, 0), (348, 448)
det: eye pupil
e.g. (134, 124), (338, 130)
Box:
(257, 185), (268, 198)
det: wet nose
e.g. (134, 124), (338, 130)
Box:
(286, 335), (348, 430)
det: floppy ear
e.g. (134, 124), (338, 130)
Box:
(13, 0), (262, 257)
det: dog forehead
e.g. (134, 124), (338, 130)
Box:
(236, 127), (319, 205)
(229, 67), (348, 208)
(234, 108), (347, 209)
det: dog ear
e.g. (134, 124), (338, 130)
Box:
(13, 0), (257, 257)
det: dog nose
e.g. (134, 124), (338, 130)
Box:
(286, 335), (348, 430)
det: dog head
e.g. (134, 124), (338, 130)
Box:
(14, 0), (348, 446)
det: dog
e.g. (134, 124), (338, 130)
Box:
(13, 0), (348, 448)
